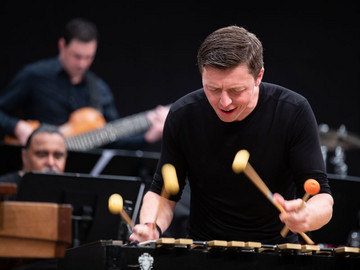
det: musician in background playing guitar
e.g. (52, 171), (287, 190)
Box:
(0, 18), (168, 149)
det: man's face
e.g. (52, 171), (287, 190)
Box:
(59, 38), (97, 80)
(202, 64), (264, 122)
(22, 133), (67, 173)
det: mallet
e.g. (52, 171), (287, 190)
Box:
(108, 193), (134, 228)
(280, 178), (320, 237)
(153, 163), (180, 230)
(232, 149), (315, 245)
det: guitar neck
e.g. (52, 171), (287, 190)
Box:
(65, 110), (151, 151)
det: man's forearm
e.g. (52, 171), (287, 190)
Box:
(307, 193), (334, 231)
(140, 191), (177, 234)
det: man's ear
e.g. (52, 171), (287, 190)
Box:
(255, 68), (264, 87)
(21, 148), (28, 171)
(58, 38), (66, 52)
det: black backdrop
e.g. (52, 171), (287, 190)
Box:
(1, 1), (360, 173)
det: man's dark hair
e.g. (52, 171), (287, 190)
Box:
(62, 18), (98, 44)
(197, 25), (264, 79)
(25, 124), (66, 150)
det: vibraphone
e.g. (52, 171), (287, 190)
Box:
(59, 238), (360, 270)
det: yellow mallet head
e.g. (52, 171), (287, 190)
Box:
(108, 193), (123, 215)
(232, 149), (250, 174)
(161, 163), (180, 195)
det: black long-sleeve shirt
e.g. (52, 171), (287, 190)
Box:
(150, 83), (331, 244)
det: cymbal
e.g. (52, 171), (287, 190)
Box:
(319, 127), (360, 151)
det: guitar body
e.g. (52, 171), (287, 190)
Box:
(59, 108), (106, 137)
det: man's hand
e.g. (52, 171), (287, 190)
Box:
(129, 222), (160, 243)
(14, 120), (35, 146)
(145, 105), (169, 143)
(274, 193), (311, 233)
(274, 192), (333, 233)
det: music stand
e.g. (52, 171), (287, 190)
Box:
(98, 149), (159, 186)
(64, 149), (103, 174)
(17, 172), (144, 247)
(65, 149), (160, 184)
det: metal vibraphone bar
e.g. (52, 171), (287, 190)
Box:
(59, 238), (360, 270)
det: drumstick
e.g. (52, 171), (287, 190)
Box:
(232, 149), (315, 245)
(108, 193), (133, 227)
(153, 163), (180, 230)
(280, 179), (320, 237)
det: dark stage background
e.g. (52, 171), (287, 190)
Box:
(1, 0), (360, 174)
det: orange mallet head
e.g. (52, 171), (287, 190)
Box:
(304, 179), (320, 195)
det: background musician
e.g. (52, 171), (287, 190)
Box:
(0, 17), (168, 149)
(0, 124), (67, 185)
(0, 126), (66, 269)
(130, 26), (334, 244)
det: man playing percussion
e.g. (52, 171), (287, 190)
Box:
(130, 26), (333, 244)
